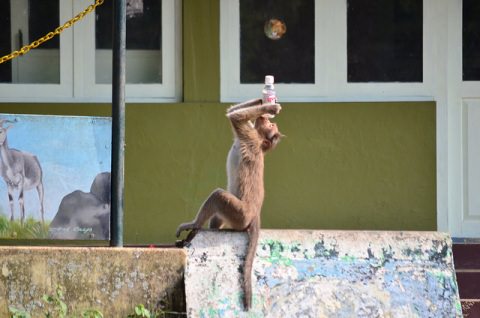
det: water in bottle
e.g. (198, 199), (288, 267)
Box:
(262, 75), (277, 104)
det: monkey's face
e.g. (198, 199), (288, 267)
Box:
(255, 116), (282, 152)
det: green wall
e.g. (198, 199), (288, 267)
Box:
(0, 0), (436, 244)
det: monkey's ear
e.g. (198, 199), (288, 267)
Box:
(270, 133), (282, 149)
(262, 132), (283, 151)
(261, 139), (272, 151)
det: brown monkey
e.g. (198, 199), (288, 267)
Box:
(176, 98), (282, 310)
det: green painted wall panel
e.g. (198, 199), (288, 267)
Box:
(125, 102), (436, 244)
(0, 102), (436, 244)
(183, 0), (220, 102)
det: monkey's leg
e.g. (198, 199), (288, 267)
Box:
(214, 191), (253, 230)
(176, 188), (227, 238)
(208, 216), (225, 229)
(176, 188), (249, 238)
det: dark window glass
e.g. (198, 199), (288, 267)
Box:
(240, 0), (315, 84)
(0, 0), (59, 84)
(347, 0), (423, 83)
(95, 0), (162, 84)
(29, 0), (59, 49)
(96, 0), (162, 50)
(463, 0), (480, 81)
(0, 0), (12, 82)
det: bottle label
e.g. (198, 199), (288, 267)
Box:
(264, 94), (276, 104)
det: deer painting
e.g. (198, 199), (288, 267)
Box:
(0, 119), (45, 224)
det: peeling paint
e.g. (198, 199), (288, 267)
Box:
(185, 230), (462, 318)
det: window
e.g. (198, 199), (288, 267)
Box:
(0, 0), (60, 84)
(95, 0), (162, 84)
(0, 1), (10, 83)
(221, 0), (437, 102)
(0, 0), (181, 102)
(347, 0), (423, 83)
(463, 0), (480, 81)
(239, 0), (314, 84)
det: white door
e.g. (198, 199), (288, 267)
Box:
(447, 0), (480, 238)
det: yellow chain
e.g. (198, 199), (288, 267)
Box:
(0, 0), (104, 65)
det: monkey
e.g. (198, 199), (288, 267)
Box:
(176, 98), (283, 310)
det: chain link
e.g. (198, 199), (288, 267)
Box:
(0, 0), (104, 65)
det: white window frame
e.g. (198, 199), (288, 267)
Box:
(0, 0), (73, 101)
(0, 0), (181, 103)
(220, 0), (441, 103)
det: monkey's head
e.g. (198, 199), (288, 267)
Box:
(255, 116), (283, 152)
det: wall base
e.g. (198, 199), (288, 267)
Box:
(0, 247), (186, 317)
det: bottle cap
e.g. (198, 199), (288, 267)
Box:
(265, 75), (274, 85)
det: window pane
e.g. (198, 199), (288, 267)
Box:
(95, 0), (162, 84)
(463, 0), (480, 81)
(347, 0), (423, 83)
(0, 0), (12, 82)
(240, 0), (315, 84)
(0, 0), (60, 84)
(29, 0), (59, 49)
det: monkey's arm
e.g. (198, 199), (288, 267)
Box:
(226, 98), (263, 114)
(227, 103), (281, 142)
(227, 103), (281, 122)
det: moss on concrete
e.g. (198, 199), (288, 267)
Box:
(0, 247), (186, 316)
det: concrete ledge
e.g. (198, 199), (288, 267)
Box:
(0, 247), (186, 316)
(185, 230), (462, 317)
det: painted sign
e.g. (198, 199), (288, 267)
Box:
(185, 230), (462, 318)
(0, 114), (111, 240)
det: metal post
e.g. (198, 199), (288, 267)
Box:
(110, 0), (126, 247)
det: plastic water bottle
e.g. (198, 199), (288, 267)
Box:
(262, 75), (277, 104)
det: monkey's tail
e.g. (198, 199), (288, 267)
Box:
(243, 217), (260, 311)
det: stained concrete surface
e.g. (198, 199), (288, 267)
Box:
(184, 230), (462, 318)
(0, 247), (186, 317)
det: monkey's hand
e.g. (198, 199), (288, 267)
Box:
(227, 102), (281, 123)
(261, 103), (282, 117)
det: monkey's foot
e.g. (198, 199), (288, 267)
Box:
(175, 228), (199, 248)
(184, 228), (199, 243)
(175, 239), (190, 248)
(175, 223), (198, 238)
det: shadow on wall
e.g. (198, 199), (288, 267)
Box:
(49, 172), (111, 240)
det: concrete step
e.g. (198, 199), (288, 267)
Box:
(184, 230), (462, 318)
(0, 247), (186, 317)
